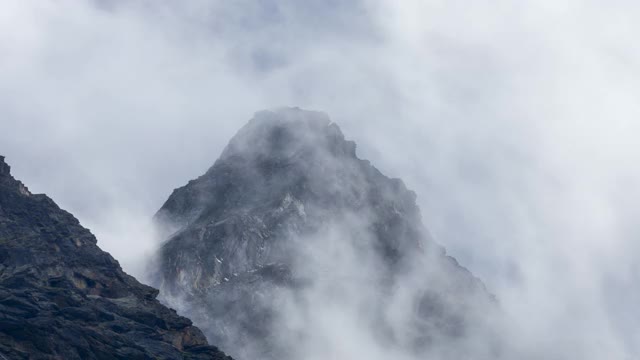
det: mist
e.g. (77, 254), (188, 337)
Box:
(1, 0), (639, 358)
(261, 213), (501, 360)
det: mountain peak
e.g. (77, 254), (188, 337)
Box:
(157, 108), (423, 258)
(218, 107), (356, 164)
(153, 109), (495, 360)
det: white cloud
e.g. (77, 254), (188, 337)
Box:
(1, 0), (639, 357)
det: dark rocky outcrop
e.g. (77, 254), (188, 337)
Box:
(0, 156), (231, 360)
(153, 108), (500, 360)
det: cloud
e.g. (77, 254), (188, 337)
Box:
(1, 0), (639, 358)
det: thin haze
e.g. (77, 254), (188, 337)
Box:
(1, 0), (639, 358)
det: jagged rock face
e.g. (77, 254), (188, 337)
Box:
(154, 108), (498, 360)
(156, 109), (425, 293)
(0, 156), (231, 360)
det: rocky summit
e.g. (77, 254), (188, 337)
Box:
(0, 156), (231, 360)
(153, 108), (499, 360)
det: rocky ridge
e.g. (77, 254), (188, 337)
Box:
(0, 156), (231, 360)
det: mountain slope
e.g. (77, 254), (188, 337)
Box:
(0, 156), (231, 360)
(153, 108), (499, 360)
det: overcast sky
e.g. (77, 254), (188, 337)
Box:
(2, 1), (640, 358)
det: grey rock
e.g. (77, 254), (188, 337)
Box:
(153, 108), (500, 359)
(0, 156), (232, 360)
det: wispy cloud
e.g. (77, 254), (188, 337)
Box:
(1, 0), (639, 358)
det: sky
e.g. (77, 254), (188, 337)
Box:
(1, 0), (640, 358)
